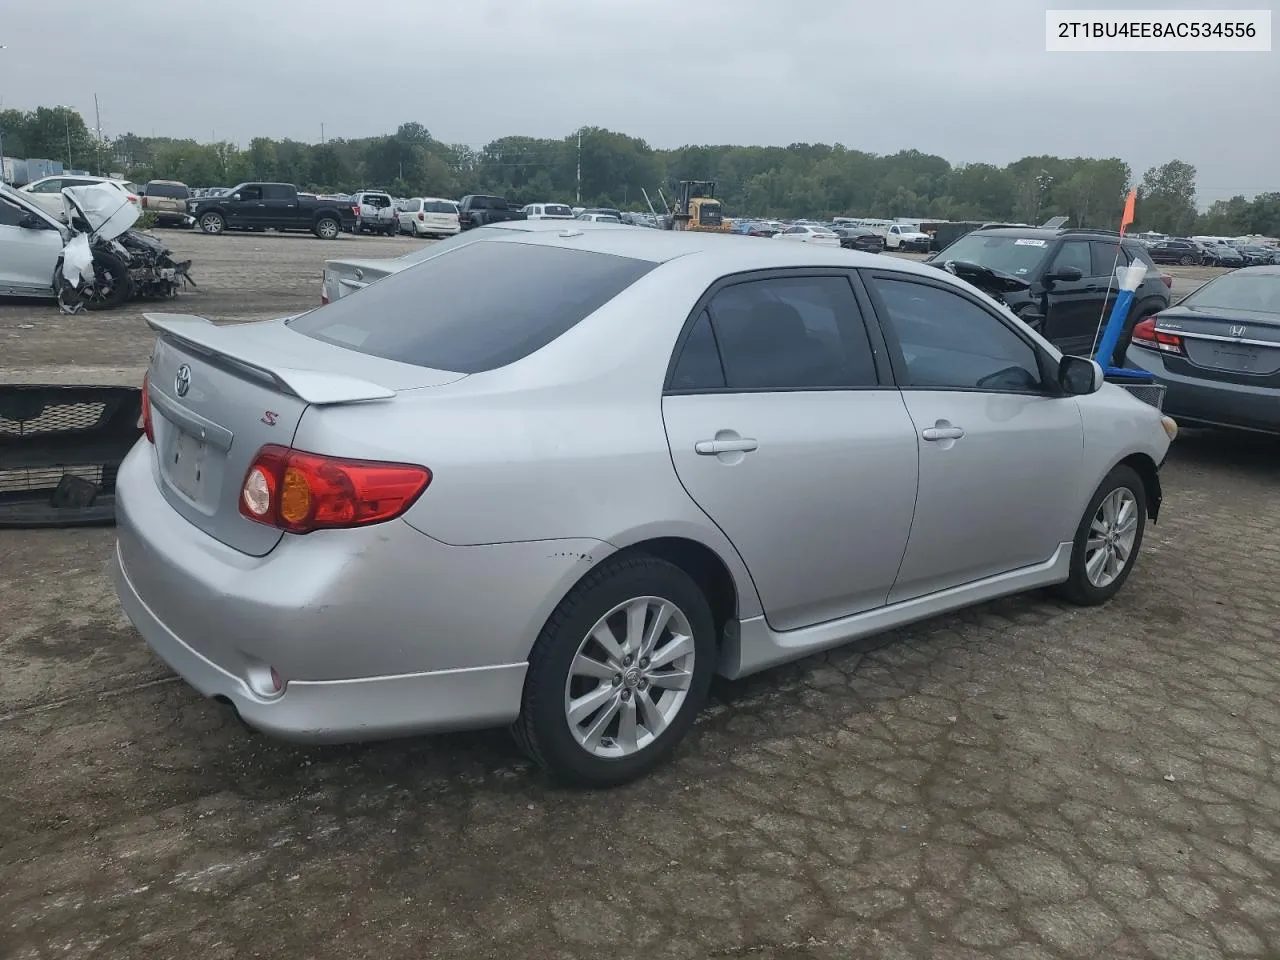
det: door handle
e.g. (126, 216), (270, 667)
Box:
(695, 438), (758, 455)
(921, 425), (964, 441)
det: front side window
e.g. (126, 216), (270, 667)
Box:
(705, 276), (878, 390)
(30, 179), (62, 194)
(871, 276), (1043, 393)
(1052, 240), (1095, 277)
(237, 185), (263, 201)
(0, 196), (30, 227)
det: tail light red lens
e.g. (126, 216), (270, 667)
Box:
(1131, 316), (1183, 355)
(239, 444), (431, 534)
(139, 372), (155, 443)
(1160, 273), (1173, 288)
(141, 196), (148, 208)
(418, 212), (425, 221)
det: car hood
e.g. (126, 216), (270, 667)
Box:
(62, 183), (139, 240)
(930, 259), (1033, 296)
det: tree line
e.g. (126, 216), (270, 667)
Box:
(2, 105), (1277, 237)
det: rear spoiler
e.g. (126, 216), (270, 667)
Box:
(143, 313), (396, 405)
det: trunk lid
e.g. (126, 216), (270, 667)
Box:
(1157, 306), (1280, 384)
(144, 313), (465, 555)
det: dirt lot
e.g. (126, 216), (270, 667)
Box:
(2, 232), (1279, 960)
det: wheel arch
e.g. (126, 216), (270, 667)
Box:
(1117, 451), (1162, 522)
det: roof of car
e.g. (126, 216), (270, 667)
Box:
(969, 226), (1143, 245)
(481, 221), (933, 274)
(1233, 264), (1280, 276)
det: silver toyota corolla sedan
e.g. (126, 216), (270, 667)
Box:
(113, 222), (1178, 786)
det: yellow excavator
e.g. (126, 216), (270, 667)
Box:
(648, 180), (730, 232)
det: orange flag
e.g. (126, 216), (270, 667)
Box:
(1120, 189), (1136, 235)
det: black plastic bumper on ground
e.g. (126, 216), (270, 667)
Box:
(0, 384), (142, 528)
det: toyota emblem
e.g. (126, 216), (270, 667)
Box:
(174, 364), (192, 397)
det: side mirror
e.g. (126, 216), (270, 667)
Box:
(231, 193), (242, 201)
(1058, 355), (1103, 395)
(18, 213), (46, 229)
(1045, 265), (1084, 283)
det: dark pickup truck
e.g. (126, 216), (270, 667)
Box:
(457, 195), (528, 231)
(189, 183), (357, 239)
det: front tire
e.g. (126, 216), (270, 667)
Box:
(513, 555), (716, 787)
(198, 211), (225, 235)
(1053, 464), (1147, 606)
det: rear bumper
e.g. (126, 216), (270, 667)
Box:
(1127, 346), (1280, 434)
(111, 441), (612, 743)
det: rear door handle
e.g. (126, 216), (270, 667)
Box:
(695, 438), (758, 455)
(921, 426), (964, 441)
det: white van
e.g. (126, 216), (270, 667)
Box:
(522, 202), (575, 220)
(397, 197), (460, 237)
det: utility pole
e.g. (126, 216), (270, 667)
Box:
(0, 45), (7, 183)
(94, 93), (103, 175)
(320, 122), (325, 145)
(576, 129), (582, 205)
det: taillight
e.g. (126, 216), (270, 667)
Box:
(418, 212), (425, 221)
(1131, 316), (1183, 355)
(1160, 273), (1173, 288)
(139, 372), (155, 443)
(350, 205), (360, 218)
(141, 196), (148, 208)
(238, 444), (430, 534)
(128, 195), (138, 204)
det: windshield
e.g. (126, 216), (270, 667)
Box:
(1182, 273), (1280, 314)
(936, 234), (1052, 277)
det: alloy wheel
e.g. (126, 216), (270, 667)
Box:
(1085, 487), (1139, 588)
(563, 596), (695, 759)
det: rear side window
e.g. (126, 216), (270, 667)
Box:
(705, 276), (878, 390)
(262, 184), (294, 200)
(289, 241), (657, 373)
(669, 312), (725, 390)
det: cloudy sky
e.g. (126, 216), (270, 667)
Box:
(2, 0), (1275, 204)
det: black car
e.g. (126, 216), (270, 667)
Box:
(1126, 265), (1280, 434)
(927, 226), (1172, 359)
(832, 227), (886, 253)
(1147, 238), (1207, 266)
(1238, 245), (1278, 266)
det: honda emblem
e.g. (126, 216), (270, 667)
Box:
(1229, 325), (1246, 338)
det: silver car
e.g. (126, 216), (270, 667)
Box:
(112, 225), (1177, 786)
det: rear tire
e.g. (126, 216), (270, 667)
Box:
(513, 555), (716, 787)
(314, 217), (340, 240)
(1053, 464), (1146, 607)
(1179, 254), (1195, 265)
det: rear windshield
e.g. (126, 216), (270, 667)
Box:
(289, 240), (657, 373)
(544, 204), (572, 217)
(424, 201), (456, 213)
(1182, 273), (1280, 313)
(145, 181), (189, 199)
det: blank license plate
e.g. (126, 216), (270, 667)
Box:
(1210, 345), (1259, 370)
(170, 430), (207, 500)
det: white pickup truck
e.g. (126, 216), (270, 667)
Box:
(882, 222), (933, 252)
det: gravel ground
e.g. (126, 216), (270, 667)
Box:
(1, 230), (1277, 960)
